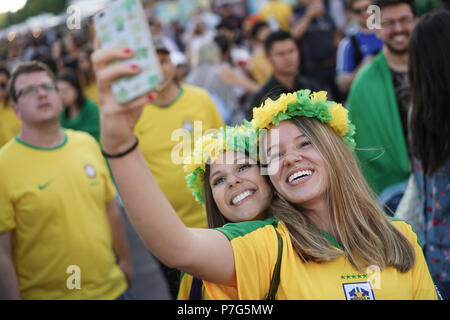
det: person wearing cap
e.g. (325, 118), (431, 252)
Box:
(134, 37), (224, 299)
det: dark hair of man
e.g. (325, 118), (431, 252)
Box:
(408, 9), (450, 175)
(250, 21), (269, 40)
(214, 34), (231, 56)
(346, 0), (371, 10)
(373, 0), (416, 15)
(263, 30), (295, 55)
(9, 60), (56, 102)
(57, 68), (86, 110)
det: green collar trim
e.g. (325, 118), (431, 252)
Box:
(216, 216), (279, 241)
(320, 229), (343, 251)
(15, 131), (68, 151)
(153, 86), (184, 108)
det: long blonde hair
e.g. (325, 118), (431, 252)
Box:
(270, 117), (416, 272)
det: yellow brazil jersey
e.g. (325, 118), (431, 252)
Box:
(0, 129), (127, 300)
(135, 84), (224, 228)
(178, 272), (238, 300)
(203, 216), (438, 300)
(0, 104), (21, 148)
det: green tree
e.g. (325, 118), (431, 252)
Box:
(0, 0), (68, 29)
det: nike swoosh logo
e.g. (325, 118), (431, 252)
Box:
(138, 128), (151, 135)
(38, 179), (54, 190)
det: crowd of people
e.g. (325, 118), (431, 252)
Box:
(0, 0), (449, 300)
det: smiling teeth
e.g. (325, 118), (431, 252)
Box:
(288, 170), (312, 184)
(232, 190), (253, 205)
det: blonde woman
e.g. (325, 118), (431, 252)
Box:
(92, 43), (438, 299)
(245, 90), (438, 299)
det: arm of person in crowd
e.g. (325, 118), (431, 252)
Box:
(0, 232), (22, 300)
(220, 65), (260, 94)
(337, 54), (375, 93)
(91, 43), (236, 286)
(106, 199), (135, 287)
(291, 0), (324, 40)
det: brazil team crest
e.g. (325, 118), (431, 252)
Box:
(342, 282), (375, 300)
(84, 165), (97, 178)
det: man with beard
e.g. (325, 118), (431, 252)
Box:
(347, 0), (417, 212)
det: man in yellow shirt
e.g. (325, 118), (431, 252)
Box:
(0, 66), (20, 148)
(0, 61), (133, 300)
(134, 38), (224, 298)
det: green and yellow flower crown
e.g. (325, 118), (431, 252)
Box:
(250, 89), (356, 148)
(183, 122), (259, 204)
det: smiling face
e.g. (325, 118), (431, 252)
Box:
(377, 3), (416, 55)
(266, 120), (329, 210)
(208, 150), (272, 223)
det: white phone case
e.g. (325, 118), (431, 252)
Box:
(93, 0), (163, 103)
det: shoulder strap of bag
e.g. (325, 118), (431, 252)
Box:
(350, 34), (364, 68)
(266, 228), (283, 300)
(189, 277), (203, 300)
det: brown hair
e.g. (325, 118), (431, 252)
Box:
(204, 163), (230, 228)
(9, 61), (56, 102)
(270, 117), (416, 272)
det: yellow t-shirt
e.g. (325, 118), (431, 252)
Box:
(0, 104), (21, 148)
(251, 48), (273, 85)
(135, 84), (224, 228)
(203, 216), (438, 300)
(0, 129), (127, 300)
(84, 82), (99, 106)
(178, 272), (237, 300)
(260, 1), (293, 32)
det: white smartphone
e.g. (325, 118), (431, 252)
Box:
(93, 0), (163, 103)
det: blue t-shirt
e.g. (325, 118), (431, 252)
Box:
(336, 31), (383, 74)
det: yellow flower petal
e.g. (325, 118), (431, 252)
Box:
(310, 91), (327, 101)
(328, 103), (348, 136)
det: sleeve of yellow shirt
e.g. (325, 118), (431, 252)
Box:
(0, 153), (16, 232)
(204, 220), (278, 299)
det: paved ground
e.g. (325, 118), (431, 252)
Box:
(121, 208), (172, 300)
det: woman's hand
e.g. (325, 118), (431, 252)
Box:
(91, 39), (155, 154)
